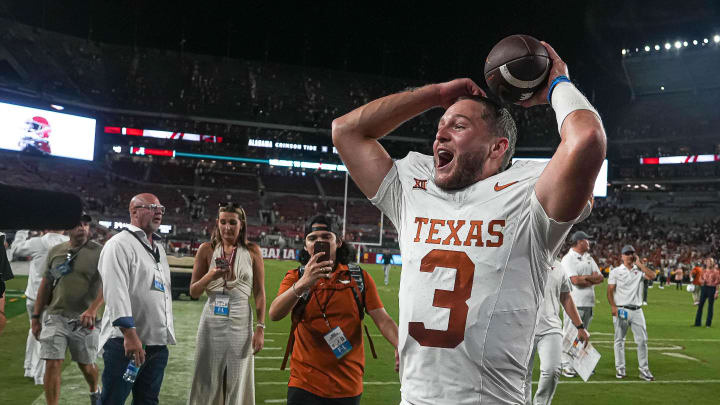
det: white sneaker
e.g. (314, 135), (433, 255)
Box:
(643, 301), (648, 305)
(562, 368), (577, 377)
(639, 370), (655, 381)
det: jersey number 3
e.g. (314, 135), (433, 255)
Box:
(408, 249), (475, 348)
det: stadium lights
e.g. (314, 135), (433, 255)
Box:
(625, 34), (718, 55)
(660, 86), (665, 91)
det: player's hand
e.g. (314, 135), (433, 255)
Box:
(124, 334), (146, 366)
(252, 327), (264, 354)
(577, 328), (590, 348)
(79, 308), (96, 329)
(435, 78), (485, 109)
(297, 252), (334, 290)
(517, 41), (569, 108)
(394, 348), (400, 373)
(31, 318), (42, 340)
(611, 306), (618, 317)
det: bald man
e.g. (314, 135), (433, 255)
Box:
(98, 193), (176, 404)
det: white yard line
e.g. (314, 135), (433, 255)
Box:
(661, 352), (701, 362)
(257, 379), (720, 386)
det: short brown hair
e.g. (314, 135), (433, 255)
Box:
(456, 96), (517, 172)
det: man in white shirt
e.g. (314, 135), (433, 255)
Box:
(98, 193), (175, 404)
(332, 41), (606, 404)
(607, 245), (656, 381)
(524, 261), (589, 405)
(559, 230), (603, 376)
(11, 229), (68, 384)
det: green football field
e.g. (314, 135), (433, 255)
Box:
(1, 260), (719, 404)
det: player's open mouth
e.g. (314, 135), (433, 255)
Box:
(437, 150), (454, 169)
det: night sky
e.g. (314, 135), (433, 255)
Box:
(2, 0), (719, 116)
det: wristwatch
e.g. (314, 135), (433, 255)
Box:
(256, 322), (266, 329)
(575, 323), (585, 330)
(31, 314), (41, 319)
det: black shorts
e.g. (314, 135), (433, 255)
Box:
(287, 387), (361, 405)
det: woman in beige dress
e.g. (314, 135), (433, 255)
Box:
(188, 203), (266, 405)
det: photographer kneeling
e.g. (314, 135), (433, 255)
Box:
(269, 215), (398, 405)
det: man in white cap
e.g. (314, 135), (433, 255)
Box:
(607, 245), (656, 381)
(559, 230), (603, 377)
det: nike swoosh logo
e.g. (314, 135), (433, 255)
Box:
(494, 181), (518, 191)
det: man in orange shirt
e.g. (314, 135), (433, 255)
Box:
(269, 215), (399, 404)
(690, 263), (704, 305)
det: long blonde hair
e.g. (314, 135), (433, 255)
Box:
(210, 203), (248, 249)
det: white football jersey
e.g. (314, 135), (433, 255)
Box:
(370, 152), (587, 405)
(535, 260), (572, 336)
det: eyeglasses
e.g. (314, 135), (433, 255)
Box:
(134, 204), (166, 214)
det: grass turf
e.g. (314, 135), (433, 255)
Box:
(1, 262), (719, 404)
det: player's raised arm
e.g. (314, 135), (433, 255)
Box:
(519, 41), (607, 222)
(331, 79), (483, 198)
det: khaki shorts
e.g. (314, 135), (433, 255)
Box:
(39, 314), (99, 364)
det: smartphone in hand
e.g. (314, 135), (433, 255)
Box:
(314, 241), (331, 262)
(215, 258), (230, 271)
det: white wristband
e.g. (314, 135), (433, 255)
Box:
(550, 82), (600, 133)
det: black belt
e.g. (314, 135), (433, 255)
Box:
(619, 305), (641, 311)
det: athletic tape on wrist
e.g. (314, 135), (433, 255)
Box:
(550, 81), (600, 133)
(547, 75), (571, 103)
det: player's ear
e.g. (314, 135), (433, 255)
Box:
(491, 137), (509, 158)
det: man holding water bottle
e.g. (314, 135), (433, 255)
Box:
(98, 193), (176, 404)
(607, 245), (656, 382)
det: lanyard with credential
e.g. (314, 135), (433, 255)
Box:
(312, 281), (338, 330)
(220, 246), (237, 293)
(124, 229), (160, 263)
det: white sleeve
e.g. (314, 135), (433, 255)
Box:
(608, 269), (617, 285)
(560, 272), (572, 293)
(530, 190), (589, 262)
(10, 231), (40, 258)
(591, 258), (601, 274)
(369, 163), (403, 232)
(99, 239), (135, 327)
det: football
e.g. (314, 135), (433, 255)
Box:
(484, 34), (551, 103)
